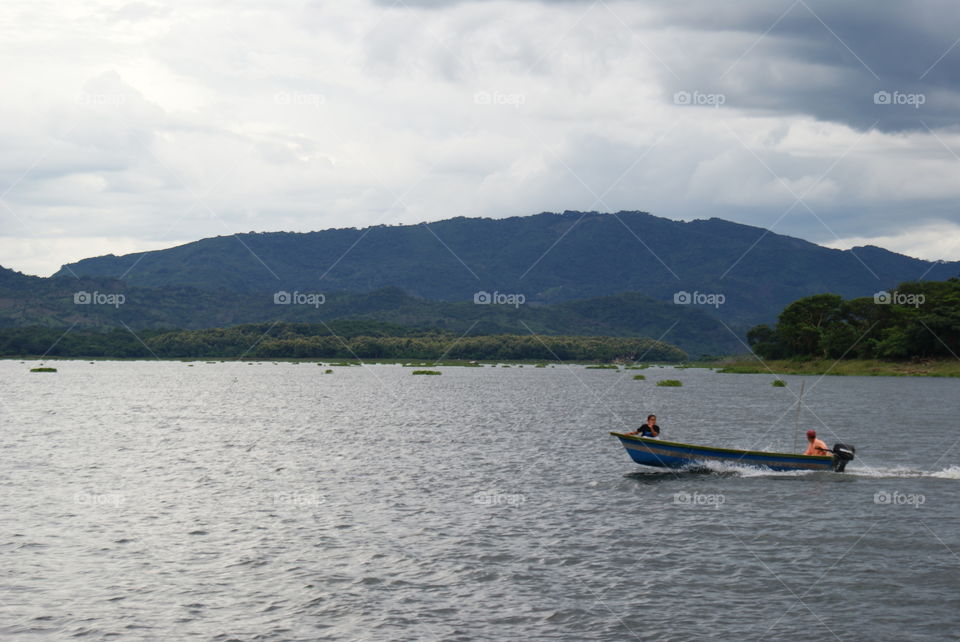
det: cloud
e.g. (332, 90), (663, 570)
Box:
(380, 0), (960, 132)
(1, 0), (960, 277)
(824, 221), (960, 262)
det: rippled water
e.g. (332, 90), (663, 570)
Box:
(2, 360), (959, 641)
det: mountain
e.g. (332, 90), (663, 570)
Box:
(0, 265), (738, 356)
(54, 211), (960, 327)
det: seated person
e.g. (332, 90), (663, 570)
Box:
(803, 429), (830, 456)
(627, 414), (660, 438)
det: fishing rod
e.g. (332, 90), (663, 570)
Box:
(792, 380), (805, 452)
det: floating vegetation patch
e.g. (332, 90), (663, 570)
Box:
(30, 367), (57, 372)
(325, 369), (333, 374)
(772, 379), (787, 387)
(656, 379), (683, 387)
(586, 364), (618, 370)
(412, 370), (441, 375)
(632, 374), (646, 380)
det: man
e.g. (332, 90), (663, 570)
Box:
(803, 429), (830, 456)
(627, 414), (660, 438)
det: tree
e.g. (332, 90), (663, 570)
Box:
(776, 294), (843, 357)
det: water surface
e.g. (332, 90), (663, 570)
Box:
(2, 361), (958, 640)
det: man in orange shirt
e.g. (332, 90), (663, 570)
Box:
(803, 429), (830, 456)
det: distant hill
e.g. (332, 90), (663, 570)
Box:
(0, 263), (738, 356)
(54, 211), (960, 327)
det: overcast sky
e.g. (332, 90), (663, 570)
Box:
(2, 0), (960, 276)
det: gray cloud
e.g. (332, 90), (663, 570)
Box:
(380, 0), (960, 131)
(2, 0), (960, 277)
(650, 0), (960, 132)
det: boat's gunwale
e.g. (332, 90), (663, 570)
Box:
(609, 432), (833, 462)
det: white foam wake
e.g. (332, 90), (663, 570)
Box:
(928, 465), (960, 479)
(687, 460), (817, 477)
(829, 464), (960, 479)
(672, 460), (960, 479)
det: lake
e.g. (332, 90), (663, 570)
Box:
(2, 360), (958, 641)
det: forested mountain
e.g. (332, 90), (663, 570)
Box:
(5, 210), (957, 357)
(54, 211), (960, 326)
(0, 263), (737, 356)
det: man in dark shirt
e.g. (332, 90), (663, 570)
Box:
(627, 414), (660, 438)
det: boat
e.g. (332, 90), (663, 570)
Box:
(610, 432), (855, 472)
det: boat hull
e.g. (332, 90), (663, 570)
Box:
(611, 432), (835, 472)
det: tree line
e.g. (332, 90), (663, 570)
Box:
(747, 278), (960, 359)
(0, 321), (686, 362)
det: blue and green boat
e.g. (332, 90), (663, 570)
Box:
(611, 432), (855, 472)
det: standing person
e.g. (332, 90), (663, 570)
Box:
(803, 429), (830, 456)
(628, 414), (660, 438)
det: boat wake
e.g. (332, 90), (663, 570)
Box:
(842, 464), (960, 479)
(626, 463), (960, 480)
(689, 460), (818, 478)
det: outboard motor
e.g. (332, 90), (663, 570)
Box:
(831, 443), (856, 472)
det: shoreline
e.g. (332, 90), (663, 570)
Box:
(7, 355), (958, 377)
(709, 358), (960, 378)
(1, 356), (682, 367)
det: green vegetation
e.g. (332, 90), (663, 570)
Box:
(586, 364), (619, 369)
(632, 374), (646, 380)
(0, 322), (686, 361)
(324, 369), (333, 374)
(718, 358), (960, 377)
(748, 279), (960, 361)
(772, 379), (786, 387)
(656, 379), (683, 387)
(30, 366), (57, 372)
(412, 370), (441, 375)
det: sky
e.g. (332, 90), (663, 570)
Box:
(2, 0), (960, 277)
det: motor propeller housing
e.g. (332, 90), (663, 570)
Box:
(831, 443), (856, 472)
